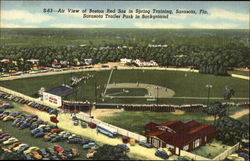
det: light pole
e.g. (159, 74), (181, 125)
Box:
(206, 84), (213, 106)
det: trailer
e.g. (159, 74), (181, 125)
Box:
(96, 123), (117, 138)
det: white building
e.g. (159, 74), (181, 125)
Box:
(84, 59), (93, 65)
(120, 58), (132, 64)
(43, 85), (74, 106)
(134, 59), (158, 67)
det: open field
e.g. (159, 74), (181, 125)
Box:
(99, 105), (249, 135)
(0, 70), (248, 104)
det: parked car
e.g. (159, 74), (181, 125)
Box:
(88, 122), (96, 129)
(38, 148), (51, 158)
(8, 141), (22, 149)
(81, 121), (87, 128)
(3, 137), (18, 145)
(30, 150), (43, 160)
(83, 142), (98, 149)
(117, 144), (130, 152)
(155, 150), (169, 159)
(50, 136), (65, 142)
(23, 147), (40, 154)
(3, 115), (14, 121)
(0, 136), (12, 142)
(71, 148), (80, 157)
(13, 143), (27, 151)
(17, 144), (30, 153)
(54, 145), (64, 153)
(34, 131), (46, 138)
(86, 150), (97, 159)
(139, 140), (153, 148)
(67, 138), (82, 144)
(0, 132), (9, 138)
(24, 153), (34, 160)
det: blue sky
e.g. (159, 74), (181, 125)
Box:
(1, 1), (249, 29)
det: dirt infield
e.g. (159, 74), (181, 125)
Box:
(105, 83), (175, 98)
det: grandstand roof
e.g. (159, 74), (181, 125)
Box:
(44, 85), (74, 97)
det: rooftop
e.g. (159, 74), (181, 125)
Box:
(44, 85), (74, 97)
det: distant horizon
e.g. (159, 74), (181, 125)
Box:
(0, 27), (249, 30)
(1, 1), (249, 29)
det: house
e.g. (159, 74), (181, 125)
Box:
(27, 59), (39, 64)
(52, 62), (62, 68)
(84, 59), (93, 65)
(144, 120), (216, 155)
(1, 59), (10, 64)
(42, 84), (74, 106)
(120, 58), (132, 64)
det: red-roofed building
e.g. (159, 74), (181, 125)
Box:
(144, 120), (216, 155)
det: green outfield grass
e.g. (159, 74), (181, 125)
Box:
(106, 88), (148, 96)
(99, 105), (249, 135)
(0, 70), (248, 104)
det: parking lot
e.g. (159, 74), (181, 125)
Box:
(0, 92), (177, 160)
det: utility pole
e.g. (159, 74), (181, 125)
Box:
(206, 84), (213, 106)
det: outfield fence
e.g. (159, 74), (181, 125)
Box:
(180, 150), (210, 160)
(212, 142), (240, 161)
(75, 111), (147, 142)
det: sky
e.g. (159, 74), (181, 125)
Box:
(0, 1), (249, 29)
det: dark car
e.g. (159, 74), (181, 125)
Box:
(67, 138), (82, 144)
(155, 150), (168, 159)
(12, 118), (24, 126)
(117, 144), (130, 152)
(31, 128), (43, 135)
(38, 148), (51, 158)
(0, 136), (11, 142)
(34, 131), (46, 138)
(139, 140), (153, 148)
(17, 144), (30, 153)
(19, 122), (31, 129)
(50, 136), (65, 143)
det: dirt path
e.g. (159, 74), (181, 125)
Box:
(205, 109), (249, 120)
(230, 109), (249, 119)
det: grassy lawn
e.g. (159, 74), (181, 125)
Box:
(106, 88), (148, 96)
(191, 140), (230, 159)
(99, 104), (249, 135)
(0, 70), (248, 104)
(99, 110), (213, 135)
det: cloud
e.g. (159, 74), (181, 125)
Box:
(134, 22), (183, 29)
(207, 8), (249, 22)
(1, 10), (53, 23)
(190, 22), (238, 29)
(0, 22), (38, 28)
(50, 23), (106, 28)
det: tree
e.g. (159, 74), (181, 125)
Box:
(215, 116), (249, 145)
(203, 102), (226, 125)
(93, 144), (130, 160)
(224, 86), (235, 101)
(0, 148), (27, 160)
